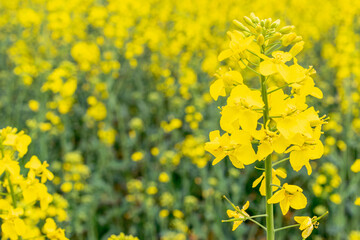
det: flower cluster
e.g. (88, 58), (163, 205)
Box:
(205, 13), (327, 239)
(0, 127), (68, 239)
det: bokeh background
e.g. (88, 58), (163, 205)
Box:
(1, 0), (360, 239)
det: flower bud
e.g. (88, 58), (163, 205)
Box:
(268, 32), (282, 44)
(265, 18), (272, 28)
(233, 20), (250, 32)
(289, 41), (304, 57)
(279, 25), (295, 34)
(271, 19), (280, 28)
(257, 34), (265, 46)
(243, 16), (254, 27)
(255, 24), (262, 34)
(293, 36), (303, 43)
(260, 20), (265, 27)
(250, 12), (259, 23)
(281, 32), (297, 46)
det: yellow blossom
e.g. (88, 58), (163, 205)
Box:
(226, 201), (250, 231)
(205, 130), (256, 169)
(268, 183), (307, 215)
(294, 216), (318, 239)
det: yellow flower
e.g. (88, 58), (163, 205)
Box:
(330, 193), (342, 204)
(28, 100), (40, 112)
(355, 197), (360, 206)
(294, 216), (318, 239)
(25, 156), (54, 183)
(43, 218), (68, 240)
(351, 159), (360, 173)
(131, 152), (144, 162)
(159, 172), (170, 183)
(210, 69), (243, 101)
(287, 139), (324, 175)
(0, 208), (26, 239)
(220, 84), (263, 134)
(252, 168), (287, 196)
(3, 132), (32, 157)
(268, 183), (307, 215)
(259, 51), (293, 77)
(205, 130), (256, 169)
(0, 152), (20, 176)
(226, 201), (250, 231)
(218, 31), (255, 64)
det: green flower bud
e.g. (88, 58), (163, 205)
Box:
(255, 24), (262, 34)
(233, 19), (250, 32)
(260, 20), (265, 27)
(243, 16), (254, 27)
(293, 36), (303, 43)
(281, 32), (297, 46)
(279, 25), (295, 34)
(250, 12), (258, 23)
(257, 34), (265, 46)
(268, 32), (282, 44)
(271, 19), (280, 28)
(265, 18), (272, 28)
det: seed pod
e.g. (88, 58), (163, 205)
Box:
(257, 34), (265, 46)
(279, 25), (295, 34)
(271, 19), (280, 28)
(233, 20), (250, 32)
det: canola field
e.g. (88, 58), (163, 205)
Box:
(0, 0), (360, 239)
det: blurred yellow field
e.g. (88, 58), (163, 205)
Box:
(0, 0), (360, 239)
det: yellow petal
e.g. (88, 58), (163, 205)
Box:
(228, 154), (245, 169)
(302, 224), (314, 239)
(210, 79), (226, 101)
(290, 192), (307, 209)
(242, 201), (250, 210)
(268, 189), (286, 204)
(280, 198), (290, 215)
(259, 60), (277, 76)
(294, 216), (309, 225)
(252, 174), (264, 188)
(257, 141), (273, 160)
(218, 49), (233, 61)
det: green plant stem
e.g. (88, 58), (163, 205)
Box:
(274, 223), (300, 232)
(240, 59), (261, 75)
(7, 172), (17, 208)
(223, 196), (267, 231)
(272, 157), (290, 167)
(260, 47), (275, 240)
(267, 82), (295, 94)
(222, 214), (267, 222)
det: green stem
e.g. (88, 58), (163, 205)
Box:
(314, 211), (329, 222)
(222, 214), (267, 222)
(267, 82), (295, 94)
(7, 172), (17, 208)
(260, 46), (275, 240)
(274, 223), (300, 232)
(272, 157), (290, 167)
(247, 217), (268, 231)
(265, 44), (282, 55)
(240, 59), (261, 75)
(223, 196), (267, 231)
(246, 49), (262, 59)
